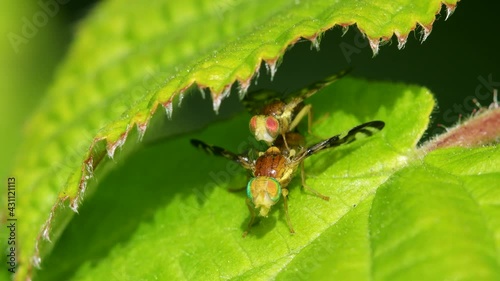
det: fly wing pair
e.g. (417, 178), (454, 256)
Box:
(191, 120), (385, 172)
(191, 121), (384, 235)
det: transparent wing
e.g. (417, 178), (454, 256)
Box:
(285, 68), (351, 102)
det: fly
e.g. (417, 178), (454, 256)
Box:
(191, 120), (385, 236)
(244, 69), (350, 147)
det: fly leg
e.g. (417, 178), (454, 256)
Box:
(282, 188), (295, 234)
(288, 104), (311, 132)
(301, 162), (330, 201)
(242, 198), (256, 237)
(289, 104), (322, 139)
(280, 132), (290, 151)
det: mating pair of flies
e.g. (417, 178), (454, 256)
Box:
(191, 70), (385, 236)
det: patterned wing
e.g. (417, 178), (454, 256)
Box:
(285, 68), (351, 102)
(299, 120), (385, 160)
(190, 139), (253, 169)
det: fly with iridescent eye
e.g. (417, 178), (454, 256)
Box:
(244, 69), (350, 147)
(191, 120), (385, 237)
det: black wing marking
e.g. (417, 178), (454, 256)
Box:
(285, 68), (352, 102)
(302, 120), (385, 158)
(190, 139), (253, 168)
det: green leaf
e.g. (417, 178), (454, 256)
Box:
(37, 79), (500, 280)
(8, 0), (467, 280)
(34, 78), (444, 280)
(370, 149), (500, 280)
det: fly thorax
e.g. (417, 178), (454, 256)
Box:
(255, 147), (286, 180)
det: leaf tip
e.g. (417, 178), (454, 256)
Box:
(198, 87), (207, 99)
(136, 122), (148, 142)
(84, 157), (94, 180)
(368, 37), (380, 57)
(211, 85), (232, 114)
(264, 59), (279, 81)
(70, 198), (80, 213)
(340, 24), (350, 37)
(106, 131), (128, 159)
(40, 211), (54, 243)
(32, 254), (42, 270)
(177, 92), (185, 108)
(445, 3), (457, 20)
(42, 225), (52, 243)
(238, 78), (252, 100)
(163, 100), (174, 120)
(395, 32), (408, 50)
(419, 23), (433, 43)
(306, 34), (321, 51)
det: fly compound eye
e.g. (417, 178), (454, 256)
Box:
(265, 177), (281, 202)
(246, 178), (255, 200)
(249, 116), (259, 134)
(249, 116), (277, 144)
(247, 177), (281, 203)
(265, 116), (280, 138)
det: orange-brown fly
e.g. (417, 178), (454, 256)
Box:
(244, 69), (350, 147)
(191, 120), (384, 236)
